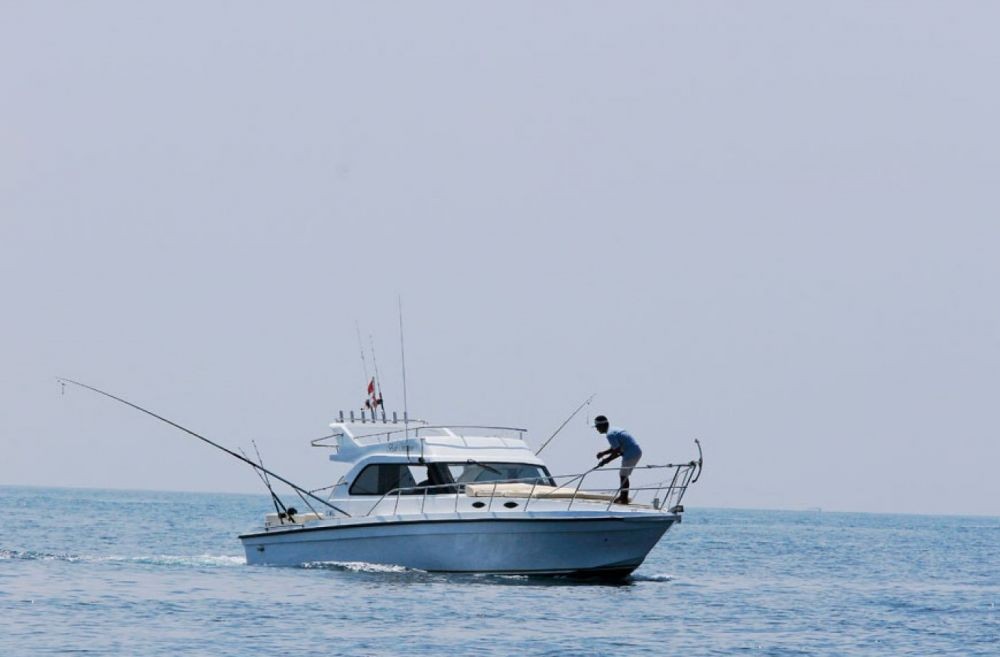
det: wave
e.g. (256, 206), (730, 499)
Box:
(631, 572), (673, 582)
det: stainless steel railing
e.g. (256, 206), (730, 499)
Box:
(312, 425), (529, 451)
(353, 425), (528, 445)
(362, 450), (703, 518)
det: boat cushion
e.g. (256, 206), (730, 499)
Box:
(464, 483), (616, 501)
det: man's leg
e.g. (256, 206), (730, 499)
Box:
(617, 476), (630, 504)
(618, 456), (639, 504)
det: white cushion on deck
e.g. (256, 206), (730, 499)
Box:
(464, 483), (616, 502)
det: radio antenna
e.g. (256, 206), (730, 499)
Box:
(398, 295), (409, 436)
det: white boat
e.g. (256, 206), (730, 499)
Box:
(239, 417), (703, 578)
(54, 378), (701, 577)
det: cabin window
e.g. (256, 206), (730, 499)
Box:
(443, 462), (554, 487)
(348, 463), (457, 496)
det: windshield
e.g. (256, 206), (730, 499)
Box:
(347, 461), (555, 496)
(443, 462), (554, 487)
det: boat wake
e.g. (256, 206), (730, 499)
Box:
(1, 548), (85, 562)
(631, 572), (673, 582)
(0, 548), (245, 568)
(301, 560), (425, 574)
(108, 554), (246, 568)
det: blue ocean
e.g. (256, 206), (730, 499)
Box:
(1, 486), (996, 656)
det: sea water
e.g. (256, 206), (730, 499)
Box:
(0, 486), (996, 656)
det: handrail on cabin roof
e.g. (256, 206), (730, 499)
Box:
(312, 424), (529, 449)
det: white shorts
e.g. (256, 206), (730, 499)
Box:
(620, 454), (641, 479)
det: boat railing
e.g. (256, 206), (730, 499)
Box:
(341, 425), (529, 447)
(363, 449), (703, 518)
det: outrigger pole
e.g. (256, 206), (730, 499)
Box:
(57, 377), (351, 518)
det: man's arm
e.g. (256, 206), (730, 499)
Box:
(596, 447), (623, 463)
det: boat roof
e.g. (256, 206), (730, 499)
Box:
(318, 420), (546, 466)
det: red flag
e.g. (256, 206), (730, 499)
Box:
(365, 377), (381, 413)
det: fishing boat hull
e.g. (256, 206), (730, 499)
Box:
(239, 512), (677, 576)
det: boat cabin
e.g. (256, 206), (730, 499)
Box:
(314, 419), (554, 515)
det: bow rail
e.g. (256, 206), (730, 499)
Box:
(362, 456), (702, 518)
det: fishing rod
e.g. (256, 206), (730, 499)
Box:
(535, 393), (596, 455)
(250, 440), (277, 503)
(57, 377), (351, 517)
(545, 460), (609, 495)
(250, 440), (320, 520)
(545, 440), (704, 499)
(248, 439), (321, 520)
(240, 444), (287, 518)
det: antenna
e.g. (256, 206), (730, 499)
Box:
(398, 295), (409, 437)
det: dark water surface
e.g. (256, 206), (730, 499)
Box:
(1, 486), (996, 656)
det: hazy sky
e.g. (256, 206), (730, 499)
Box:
(2, 2), (997, 516)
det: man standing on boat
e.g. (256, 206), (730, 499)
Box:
(594, 415), (642, 505)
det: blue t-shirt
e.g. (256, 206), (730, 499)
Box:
(606, 427), (642, 460)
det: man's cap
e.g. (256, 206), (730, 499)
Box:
(594, 415), (609, 426)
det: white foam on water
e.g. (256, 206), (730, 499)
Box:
(632, 572), (673, 582)
(0, 549), (83, 562)
(302, 560), (421, 574)
(97, 554), (246, 567)
(2, 549), (247, 567)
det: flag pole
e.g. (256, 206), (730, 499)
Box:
(370, 333), (385, 417)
